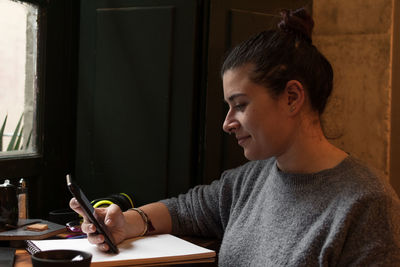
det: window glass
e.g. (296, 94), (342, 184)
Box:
(0, 0), (38, 156)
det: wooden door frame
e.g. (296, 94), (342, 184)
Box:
(390, 0), (400, 197)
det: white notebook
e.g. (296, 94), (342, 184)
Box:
(26, 234), (216, 266)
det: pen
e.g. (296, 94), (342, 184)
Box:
(67, 234), (87, 239)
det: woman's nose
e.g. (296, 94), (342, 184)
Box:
(223, 113), (239, 134)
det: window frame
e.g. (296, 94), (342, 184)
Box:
(0, 0), (45, 177)
(0, 0), (79, 218)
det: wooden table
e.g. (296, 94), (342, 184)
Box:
(14, 249), (31, 267)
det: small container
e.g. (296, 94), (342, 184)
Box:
(31, 250), (92, 267)
(18, 178), (28, 219)
(0, 179), (19, 229)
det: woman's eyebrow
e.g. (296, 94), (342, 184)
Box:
(226, 93), (246, 103)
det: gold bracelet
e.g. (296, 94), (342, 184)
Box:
(129, 208), (155, 236)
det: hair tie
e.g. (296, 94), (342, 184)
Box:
(277, 8), (314, 44)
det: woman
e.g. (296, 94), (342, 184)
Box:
(70, 8), (400, 266)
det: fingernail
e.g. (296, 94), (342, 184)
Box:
(106, 218), (111, 225)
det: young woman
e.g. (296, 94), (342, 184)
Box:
(70, 8), (400, 266)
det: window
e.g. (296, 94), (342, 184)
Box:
(0, 0), (79, 219)
(0, 0), (38, 156)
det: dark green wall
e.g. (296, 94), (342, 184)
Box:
(75, 0), (311, 206)
(76, 0), (200, 205)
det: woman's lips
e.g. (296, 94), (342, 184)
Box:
(237, 135), (250, 146)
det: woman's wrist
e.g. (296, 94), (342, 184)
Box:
(128, 208), (155, 236)
(123, 208), (146, 238)
(122, 202), (172, 238)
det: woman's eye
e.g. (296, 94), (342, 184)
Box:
(234, 103), (246, 111)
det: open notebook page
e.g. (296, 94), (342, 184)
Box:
(28, 234), (216, 266)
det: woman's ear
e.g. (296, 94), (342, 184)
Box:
(284, 80), (305, 115)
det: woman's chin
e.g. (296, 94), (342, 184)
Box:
(243, 149), (272, 161)
(243, 151), (261, 161)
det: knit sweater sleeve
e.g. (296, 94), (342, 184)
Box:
(336, 192), (400, 266)
(159, 170), (238, 239)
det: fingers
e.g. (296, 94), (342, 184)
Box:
(87, 232), (104, 244)
(87, 233), (109, 251)
(69, 197), (93, 231)
(80, 220), (96, 234)
(69, 198), (115, 252)
(97, 242), (109, 252)
(104, 204), (122, 227)
(69, 198), (85, 218)
(88, 206), (119, 252)
(80, 209), (107, 251)
(81, 208), (107, 233)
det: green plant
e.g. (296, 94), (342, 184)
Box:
(0, 114), (7, 151)
(0, 114), (32, 151)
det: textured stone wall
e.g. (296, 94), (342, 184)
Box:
(313, 0), (393, 179)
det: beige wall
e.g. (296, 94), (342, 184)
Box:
(313, 0), (397, 190)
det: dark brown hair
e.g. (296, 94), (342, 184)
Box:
(221, 8), (333, 115)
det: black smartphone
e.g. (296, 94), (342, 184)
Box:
(66, 174), (119, 254)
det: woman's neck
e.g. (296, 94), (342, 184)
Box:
(276, 117), (348, 174)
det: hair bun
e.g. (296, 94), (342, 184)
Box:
(278, 8), (314, 43)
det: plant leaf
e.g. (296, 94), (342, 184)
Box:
(7, 114), (23, 151)
(24, 129), (32, 149)
(14, 126), (23, 150)
(0, 114), (7, 151)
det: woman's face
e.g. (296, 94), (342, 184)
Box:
(222, 65), (294, 160)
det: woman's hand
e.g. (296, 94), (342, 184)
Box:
(69, 198), (128, 252)
(70, 198), (173, 252)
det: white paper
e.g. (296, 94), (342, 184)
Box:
(30, 234), (215, 266)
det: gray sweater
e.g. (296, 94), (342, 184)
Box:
(160, 157), (400, 266)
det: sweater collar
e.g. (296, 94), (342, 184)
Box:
(269, 156), (353, 190)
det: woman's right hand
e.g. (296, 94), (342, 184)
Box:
(69, 198), (128, 252)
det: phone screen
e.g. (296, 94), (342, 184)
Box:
(66, 174), (119, 254)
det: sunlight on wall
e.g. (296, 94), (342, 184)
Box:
(0, 0), (37, 153)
